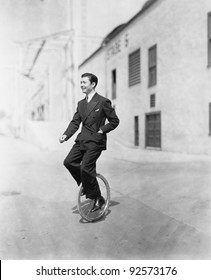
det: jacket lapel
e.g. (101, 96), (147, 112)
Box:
(80, 98), (88, 121)
(83, 93), (99, 123)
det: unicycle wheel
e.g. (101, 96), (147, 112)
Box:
(77, 173), (110, 222)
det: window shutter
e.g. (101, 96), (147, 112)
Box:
(148, 45), (157, 87)
(129, 49), (141, 87)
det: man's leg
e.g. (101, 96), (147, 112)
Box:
(63, 142), (84, 186)
(81, 149), (102, 199)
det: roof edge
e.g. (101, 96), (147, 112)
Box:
(79, 0), (159, 68)
(78, 46), (103, 68)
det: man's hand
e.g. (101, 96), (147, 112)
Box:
(59, 134), (67, 143)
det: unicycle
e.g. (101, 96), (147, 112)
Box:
(77, 173), (110, 222)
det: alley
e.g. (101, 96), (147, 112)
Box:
(0, 135), (211, 259)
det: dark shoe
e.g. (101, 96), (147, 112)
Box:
(91, 196), (105, 212)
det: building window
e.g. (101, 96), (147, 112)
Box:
(134, 116), (139, 146)
(129, 49), (141, 87)
(148, 45), (157, 87)
(150, 94), (156, 108)
(208, 12), (211, 66)
(112, 69), (116, 99)
(209, 103), (211, 135)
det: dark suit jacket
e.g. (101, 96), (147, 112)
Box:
(64, 93), (119, 150)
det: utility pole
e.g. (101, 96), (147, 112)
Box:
(64, 0), (76, 120)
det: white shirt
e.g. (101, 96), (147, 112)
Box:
(86, 91), (96, 103)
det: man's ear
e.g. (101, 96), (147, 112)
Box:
(92, 82), (96, 88)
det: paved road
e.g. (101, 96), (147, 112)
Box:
(0, 135), (211, 259)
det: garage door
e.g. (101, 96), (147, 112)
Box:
(145, 112), (161, 148)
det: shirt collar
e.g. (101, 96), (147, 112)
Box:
(86, 91), (96, 103)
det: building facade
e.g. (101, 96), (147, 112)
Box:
(79, 0), (211, 155)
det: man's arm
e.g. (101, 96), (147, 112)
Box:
(60, 104), (81, 142)
(99, 99), (120, 133)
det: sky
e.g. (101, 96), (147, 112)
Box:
(0, 0), (146, 114)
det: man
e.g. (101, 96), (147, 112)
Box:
(59, 73), (119, 212)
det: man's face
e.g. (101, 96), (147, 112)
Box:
(80, 76), (95, 94)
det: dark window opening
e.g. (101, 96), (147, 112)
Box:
(112, 69), (117, 99)
(134, 116), (139, 146)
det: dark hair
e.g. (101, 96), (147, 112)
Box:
(81, 73), (98, 87)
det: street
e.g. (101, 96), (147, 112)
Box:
(0, 135), (211, 259)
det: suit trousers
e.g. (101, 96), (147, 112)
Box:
(64, 142), (102, 199)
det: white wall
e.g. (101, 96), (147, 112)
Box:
(79, 0), (211, 155)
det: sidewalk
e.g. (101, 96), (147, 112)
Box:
(106, 137), (211, 163)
